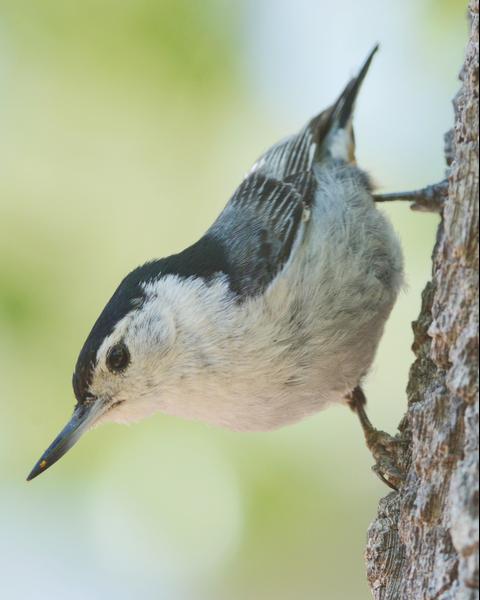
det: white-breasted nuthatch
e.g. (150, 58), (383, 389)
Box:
(28, 46), (405, 485)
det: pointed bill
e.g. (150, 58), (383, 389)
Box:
(27, 398), (107, 481)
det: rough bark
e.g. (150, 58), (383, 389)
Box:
(365, 2), (479, 599)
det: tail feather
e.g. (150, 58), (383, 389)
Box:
(334, 44), (379, 131)
(249, 45), (379, 180)
(313, 44), (379, 162)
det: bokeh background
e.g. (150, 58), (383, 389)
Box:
(0, 1), (467, 599)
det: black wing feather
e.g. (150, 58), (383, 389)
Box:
(249, 104), (338, 180)
(209, 171), (315, 296)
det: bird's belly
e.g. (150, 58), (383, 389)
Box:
(162, 377), (345, 432)
(204, 197), (402, 431)
(161, 321), (382, 432)
(160, 184), (402, 433)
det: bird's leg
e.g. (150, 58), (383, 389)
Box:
(346, 386), (405, 490)
(373, 179), (448, 213)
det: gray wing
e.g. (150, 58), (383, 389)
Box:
(206, 47), (379, 297)
(208, 171), (316, 297)
(249, 109), (333, 180)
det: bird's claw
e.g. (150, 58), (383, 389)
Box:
(365, 428), (406, 491)
(347, 387), (406, 491)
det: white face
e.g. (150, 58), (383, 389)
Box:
(89, 292), (178, 425)
(86, 274), (235, 427)
(27, 274), (236, 481)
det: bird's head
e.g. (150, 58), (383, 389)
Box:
(27, 262), (186, 481)
(27, 236), (232, 481)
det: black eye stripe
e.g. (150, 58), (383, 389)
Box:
(106, 342), (130, 373)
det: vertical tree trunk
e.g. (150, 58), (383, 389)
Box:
(365, 2), (479, 599)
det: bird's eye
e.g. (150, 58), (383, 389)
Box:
(106, 342), (130, 373)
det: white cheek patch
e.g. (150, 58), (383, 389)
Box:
(131, 299), (176, 353)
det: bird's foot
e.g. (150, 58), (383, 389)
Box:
(373, 179), (448, 213)
(364, 428), (406, 491)
(347, 387), (406, 491)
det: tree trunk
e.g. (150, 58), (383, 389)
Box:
(365, 2), (479, 599)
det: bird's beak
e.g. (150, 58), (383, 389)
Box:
(27, 398), (107, 481)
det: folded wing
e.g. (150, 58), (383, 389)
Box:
(209, 171), (315, 297)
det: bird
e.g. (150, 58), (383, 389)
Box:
(27, 45), (405, 486)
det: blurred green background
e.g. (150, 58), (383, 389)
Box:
(0, 1), (466, 599)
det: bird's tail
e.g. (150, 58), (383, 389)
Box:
(248, 45), (379, 180)
(312, 44), (379, 163)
